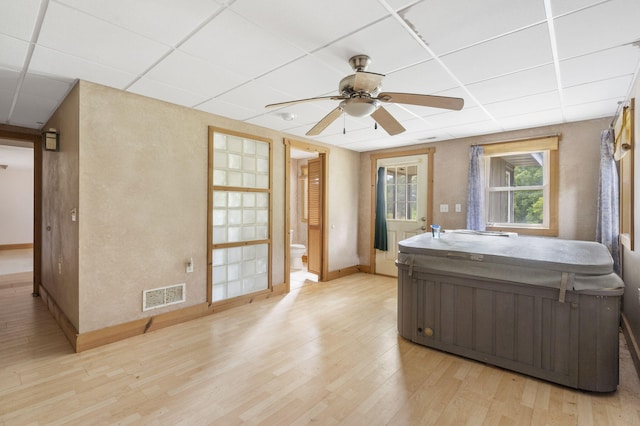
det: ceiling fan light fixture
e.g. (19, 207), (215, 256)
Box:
(340, 98), (378, 117)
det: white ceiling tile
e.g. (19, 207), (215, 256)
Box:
(11, 92), (60, 127)
(229, 0), (389, 52)
(312, 16), (431, 75)
(21, 73), (75, 101)
(257, 55), (344, 100)
(0, 88), (12, 122)
(263, 102), (339, 127)
(382, 60), (459, 96)
(0, 68), (20, 93)
(560, 45), (640, 88)
(29, 46), (135, 89)
(0, 34), (29, 70)
(441, 24), (553, 84)
(244, 114), (296, 132)
(180, 9), (304, 79)
(427, 107), (491, 129)
(56, 0), (225, 46)
(554, 0), (640, 59)
(484, 91), (561, 118)
(215, 80), (297, 116)
(0, 0), (41, 41)
(4, 1), (639, 150)
(499, 109), (564, 131)
(311, 134), (360, 149)
(196, 98), (257, 121)
(466, 65), (558, 104)
(445, 120), (504, 139)
(38, 2), (170, 75)
(146, 50), (247, 99)
(127, 78), (209, 108)
(400, 0), (547, 55)
(385, 0), (418, 10)
(563, 75), (634, 107)
(564, 97), (626, 121)
(549, 0), (607, 16)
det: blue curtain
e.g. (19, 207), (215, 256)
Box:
(596, 128), (620, 273)
(466, 145), (486, 231)
(374, 166), (388, 251)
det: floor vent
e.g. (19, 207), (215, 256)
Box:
(143, 283), (186, 311)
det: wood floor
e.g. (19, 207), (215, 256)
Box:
(1, 272), (640, 425)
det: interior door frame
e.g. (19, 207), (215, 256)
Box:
(369, 147), (435, 275)
(284, 138), (329, 290)
(0, 125), (42, 296)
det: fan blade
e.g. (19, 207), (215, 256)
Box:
(353, 71), (385, 93)
(377, 92), (464, 110)
(306, 107), (343, 136)
(370, 107), (405, 136)
(265, 95), (345, 109)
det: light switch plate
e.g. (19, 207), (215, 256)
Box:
(440, 204), (449, 213)
(455, 204), (461, 212)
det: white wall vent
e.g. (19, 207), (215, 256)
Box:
(143, 283), (186, 311)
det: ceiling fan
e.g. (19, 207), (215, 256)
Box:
(265, 54), (464, 136)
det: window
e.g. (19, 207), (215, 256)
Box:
(483, 136), (558, 236)
(385, 164), (418, 221)
(208, 128), (272, 303)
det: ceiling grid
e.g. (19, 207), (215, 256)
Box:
(0, 0), (638, 152)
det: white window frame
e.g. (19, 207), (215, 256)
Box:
(482, 136), (559, 237)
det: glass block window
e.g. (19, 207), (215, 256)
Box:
(213, 132), (270, 189)
(212, 244), (269, 302)
(212, 191), (269, 243)
(209, 128), (271, 302)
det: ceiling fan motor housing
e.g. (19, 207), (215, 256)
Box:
(339, 75), (381, 97)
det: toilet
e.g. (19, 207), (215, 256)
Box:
(290, 229), (306, 270)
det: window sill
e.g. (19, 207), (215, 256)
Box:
(486, 225), (558, 237)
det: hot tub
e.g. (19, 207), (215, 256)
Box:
(396, 231), (624, 392)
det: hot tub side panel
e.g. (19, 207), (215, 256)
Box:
(397, 265), (620, 392)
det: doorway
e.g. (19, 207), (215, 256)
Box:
(0, 128), (41, 296)
(370, 148), (434, 277)
(285, 139), (329, 291)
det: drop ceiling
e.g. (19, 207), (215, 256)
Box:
(1, 0), (640, 152)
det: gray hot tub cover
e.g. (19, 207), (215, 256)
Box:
(397, 231), (623, 292)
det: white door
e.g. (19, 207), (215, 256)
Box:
(375, 154), (428, 277)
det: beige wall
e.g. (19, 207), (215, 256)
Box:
(327, 149), (360, 270)
(43, 80), (361, 333)
(42, 83), (80, 329)
(0, 164), (33, 245)
(358, 118), (609, 266)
